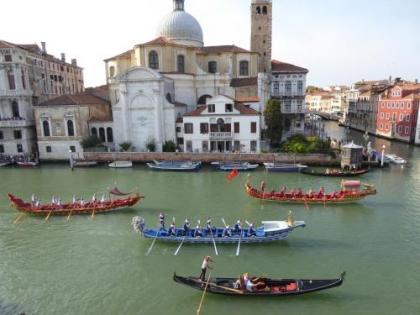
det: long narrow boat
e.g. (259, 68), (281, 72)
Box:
(132, 215), (305, 244)
(16, 161), (39, 168)
(0, 161), (11, 167)
(263, 163), (307, 173)
(245, 179), (376, 204)
(147, 160), (202, 171)
(301, 168), (369, 177)
(8, 187), (143, 216)
(211, 161), (259, 171)
(173, 272), (345, 296)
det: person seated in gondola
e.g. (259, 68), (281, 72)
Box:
(100, 194), (106, 203)
(159, 213), (165, 230)
(183, 219), (190, 236)
(317, 187), (325, 198)
(168, 222), (176, 236)
(206, 218), (213, 235)
(247, 223), (256, 237)
(35, 199), (41, 208)
(92, 194), (97, 203)
(234, 220), (242, 234)
(80, 198), (85, 207)
(297, 188), (303, 198)
(72, 195), (77, 205)
(194, 223), (202, 238)
(31, 194), (38, 205)
(222, 225), (232, 237)
(279, 185), (286, 195)
(57, 198), (62, 208)
(307, 189), (314, 199)
(51, 196), (57, 205)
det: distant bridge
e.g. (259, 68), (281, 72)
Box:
(308, 111), (340, 121)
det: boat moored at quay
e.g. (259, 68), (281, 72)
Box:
(211, 161), (259, 171)
(146, 160), (202, 171)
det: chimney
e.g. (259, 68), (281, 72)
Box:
(71, 58), (77, 67)
(61, 53), (66, 62)
(41, 41), (47, 53)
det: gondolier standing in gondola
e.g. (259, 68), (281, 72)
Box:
(206, 218), (212, 234)
(199, 256), (213, 281)
(159, 213), (165, 230)
(234, 220), (242, 234)
(183, 219), (190, 236)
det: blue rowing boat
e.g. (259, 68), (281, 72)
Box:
(131, 216), (305, 244)
(146, 160), (202, 171)
(263, 163), (308, 172)
(211, 161), (259, 171)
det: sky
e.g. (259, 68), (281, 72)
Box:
(2, 0), (419, 88)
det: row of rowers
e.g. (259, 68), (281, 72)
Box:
(30, 193), (109, 208)
(260, 182), (342, 198)
(159, 214), (256, 238)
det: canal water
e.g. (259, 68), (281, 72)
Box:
(0, 122), (419, 315)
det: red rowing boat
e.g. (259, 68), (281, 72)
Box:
(8, 188), (144, 216)
(245, 179), (376, 204)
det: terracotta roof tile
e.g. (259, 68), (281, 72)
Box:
(230, 77), (258, 87)
(271, 60), (308, 73)
(235, 96), (260, 103)
(183, 106), (207, 117)
(38, 91), (110, 106)
(199, 45), (253, 54)
(183, 103), (260, 116)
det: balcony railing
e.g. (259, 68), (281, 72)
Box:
(210, 132), (233, 140)
(0, 119), (34, 128)
(0, 89), (33, 97)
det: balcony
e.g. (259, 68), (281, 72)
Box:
(0, 118), (34, 128)
(210, 132), (233, 140)
(0, 89), (33, 98)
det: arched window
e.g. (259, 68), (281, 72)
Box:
(148, 51), (159, 69)
(43, 120), (50, 137)
(99, 127), (106, 142)
(109, 66), (115, 77)
(198, 94), (212, 105)
(11, 101), (20, 117)
(91, 127), (98, 137)
(256, 6), (261, 14)
(166, 93), (172, 103)
(239, 60), (249, 76)
(177, 55), (185, 73)
(67, 120), (75, 136)
(262, 6), (267, 15)
(217, 118), (225, 132)
(106, 127), (114, 142)
(208, 61), (217, 74)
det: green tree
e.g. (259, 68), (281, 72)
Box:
(119, 142), (132, 152)
(146, 140), (156, 152)
(264, 99), (283, 147)
(163, 140), (176, 152)
(80, 136), (103, 149)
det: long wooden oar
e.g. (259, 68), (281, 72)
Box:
(209, 228), (218, 256)
(174, 236), (186, 256)
(45, 211), (53, 222)
(303, 197), (309, 210)
(145, 233), (159, 256)
(66, 210), (73, 222)
(91, 210), (95, 219)
(13, 213), (25, 224)
(196, 271), (212, 315)
(236, 230), (242, 256)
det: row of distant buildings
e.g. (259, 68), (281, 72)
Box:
(305, 78), (420, 144)
(1, 0), (310, 160)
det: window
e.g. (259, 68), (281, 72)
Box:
(380, 113), (384, 119)
(42, 120), (50, 137)
(21, 69), (26, 89)
(91, 127), (98, 137)
(405, 127), (410, 134)
(239, 61), (249, 76)
(11, 101), (19, 118)
(208, 61), (217, 74)
(256, 6), (261, 14)
(69, 146), (76, 153)
(109, 66), (115, 77)
(17, 144), (23, 153)
(0, 144), (4, 153)
(284, 100), (292, 112)
(386, 113), (390, 120)
(208, 104), (215, 113)
(406, 115), (410, 122)
(14, 130), (22, 139)
(99, 128), (106, 142)
(202, 141), (209, 152)
(251, 122), (257, 133)
(285, 81), (292, 94)
(407, 103), (411, 109)
(262, 6), (267, 14)
(5, 54), (12, 62)
(250, 140), (257, 152)
(186, 140), (193, 152)
(176, 126), (181, 133)
(184, 123), (193, 134)
(0, 131), (3, 139)
(234, 141), (241, 152)
(67, 120), (75, 137)
(8, 71), (16, 90)
(398, 126), (403, 133)
(225, 104), (233, 113)
(148, 51), (159, 69)
(46, 146), (52, 153)
(234, 122), (240, 133)
(106, 127), (113, 142)
(273, 82), (279, 96)
(200, 123), (209, 134)
(177, 55), (185, 73)
(297, 81), (303, 93)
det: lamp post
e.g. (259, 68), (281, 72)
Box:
(381, 144), (386, 167)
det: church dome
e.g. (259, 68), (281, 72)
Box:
(157, 0), (203, 47)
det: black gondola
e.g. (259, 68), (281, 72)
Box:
(173, 272), (345, 296)
(301, 167), (369, 177)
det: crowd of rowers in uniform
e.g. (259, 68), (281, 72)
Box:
(30, 193), (110, 209)
(258, 181), (346, 199)
(159, 213), (257, 238)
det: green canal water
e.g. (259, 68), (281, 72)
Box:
(1, 123), (420, 315)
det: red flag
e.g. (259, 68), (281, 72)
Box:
(226, 169), (239, 182)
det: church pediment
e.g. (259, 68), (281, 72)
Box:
(119, 66), (163, 81)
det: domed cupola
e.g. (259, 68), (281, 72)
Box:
(157, 0), (204, 47)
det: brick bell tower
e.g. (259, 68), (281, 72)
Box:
(251, 0), (272, 73)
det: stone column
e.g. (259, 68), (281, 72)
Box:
(153, 85), (164, 152)
(120, 84), (130, 143)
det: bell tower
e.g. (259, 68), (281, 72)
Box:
(251, 0), (272, 73)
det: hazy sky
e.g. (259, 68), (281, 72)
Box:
(2, 0), (419, 87)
